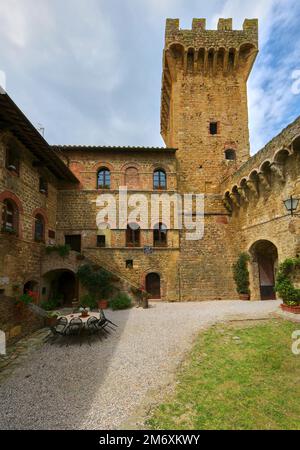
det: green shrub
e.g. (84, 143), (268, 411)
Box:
(45, 244), (71, 258)
(40, 298), (62, 311)
(80, 294), (97, 310)
(77, 264), (113, 299)
(18, 293), (34, 305)
(275, 257), (300, 304)
(109, 293), (132, 311)
(232, 253), (250, 295)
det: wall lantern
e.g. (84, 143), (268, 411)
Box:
(283, 195), (300, 216)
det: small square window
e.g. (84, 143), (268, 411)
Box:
(126, 259), (133, 269)
(97, 235), (106, 247)
(209, 122), (218, 135)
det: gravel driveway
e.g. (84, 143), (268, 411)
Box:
(0, 300), (280, 430)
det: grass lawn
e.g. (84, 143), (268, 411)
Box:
(146, 319), (300, 430)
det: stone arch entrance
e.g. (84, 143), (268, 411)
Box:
(42, 269), (77, 306)
(145, 273), (161, 299)
(249, 240), (278, 300)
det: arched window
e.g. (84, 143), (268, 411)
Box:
(97, 168), (111, 189)
(153, 169), (166, 190)
(34, 214), (45, 242)
(126, 223), (140, 247)
(225, 149), (236, 161)
(125, 167), (139, 189)
(2, 199), (18, 235)
(153, 222), (167, 247)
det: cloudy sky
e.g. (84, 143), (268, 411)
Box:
(0, 0), (300, 154)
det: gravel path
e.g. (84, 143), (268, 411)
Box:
(0, 300), (280, 430)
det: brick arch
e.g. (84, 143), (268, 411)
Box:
(92, 161), (114, 172)
(0, 190), (24, 214)
(0, 190), (23, 238)
(121, 163), (141, 189)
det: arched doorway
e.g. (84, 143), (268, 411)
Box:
(23, 280), (39, 294)
(42, 270), (77, 306)
(145, 273), (161, 299)
(249, 240), (278, 300)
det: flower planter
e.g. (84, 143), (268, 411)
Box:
(46, 316), (58, 327)
(280, 303), (300, 314)
(98, 299), (108, 310)
(239, 293), (250, 301)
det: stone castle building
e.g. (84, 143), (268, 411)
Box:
(1, 18), (300, 339)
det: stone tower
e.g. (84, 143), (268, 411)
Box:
(161, 18), (258, 193)
(160, 18), (259, 301)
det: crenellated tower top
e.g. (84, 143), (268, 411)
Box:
(161, 18), (258, 143)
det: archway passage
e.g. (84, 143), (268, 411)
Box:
(42, 270), (77, 306)
(146, 273), (161, 299)
(250, 240), (278, 300)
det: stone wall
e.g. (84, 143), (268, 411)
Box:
(0, 295), (44, 344)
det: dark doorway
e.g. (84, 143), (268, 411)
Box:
(65, 235), (81, 252)
(45, 270), (77, 306)
(145, 273), (161, 299)
(250, 240), (278, 300)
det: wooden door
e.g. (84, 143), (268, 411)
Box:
(146, 273), (161, 299)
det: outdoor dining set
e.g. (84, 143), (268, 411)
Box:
(44, 309), (118, 346)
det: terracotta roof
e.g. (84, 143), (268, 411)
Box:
(0, 92), (79, 183)
(52, 145), (177, 153)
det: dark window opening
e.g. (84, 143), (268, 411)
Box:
(34, 214), (45, 242)
(153, 169), (167, 190)
(126, 224), (140, 247)
(126, 259), (133, 269)
(65, 234), (81, 252)
(153, 222), (167, 247)
(6, 147), (20, 174)
(97, 168), (111, 189)
(209, 122), (218, 135)
(225, 149), (236, 161)
(39, 177), (48, 195)
(2, 199), (18, 235)
(42, 287), (47, 295)
(97, 235), (106, 248)
(48, 229), (56, 239)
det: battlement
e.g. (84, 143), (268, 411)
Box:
(165, 18), (258, 49)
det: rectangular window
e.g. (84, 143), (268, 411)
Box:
(97, 235), (106, 247)
(6, 148), (20, 174)
(126, 259), (133, 269)
(39, 177), (48, 195)
(209, 122), (218, 135)
(65, 234), (81, 252)
(48, 230), (56, 239)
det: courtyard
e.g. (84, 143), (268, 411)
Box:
(0, 300), (283, 430)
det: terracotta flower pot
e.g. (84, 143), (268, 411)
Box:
(98, 299), (108, 310)
(281, 303), (300, 314)
(46, 316), (58, 327)
(239, 293), (250, 301)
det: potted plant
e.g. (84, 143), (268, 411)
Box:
(46, 311), (60, 327)
(77, 264), (113, 310)
(275, 257), (300, 314)
(232, 253), (250, 300)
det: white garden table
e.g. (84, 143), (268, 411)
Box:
(63, 311), (100, 326)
